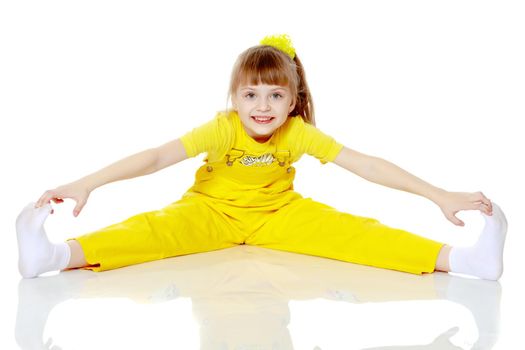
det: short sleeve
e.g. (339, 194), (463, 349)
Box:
(294, 117), (344, 164)
(180, 113), (233, 160)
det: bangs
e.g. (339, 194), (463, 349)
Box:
(230, 46), (296, 92)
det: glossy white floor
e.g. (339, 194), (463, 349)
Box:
(3, 243), (522, 350)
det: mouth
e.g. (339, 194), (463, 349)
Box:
(251, 116), (275, 124)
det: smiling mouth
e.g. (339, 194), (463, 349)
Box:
(251, 116), (275, 124)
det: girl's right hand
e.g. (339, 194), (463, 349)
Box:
(35, 181), (91, 217)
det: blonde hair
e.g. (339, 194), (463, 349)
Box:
(227, 45), (316, 126)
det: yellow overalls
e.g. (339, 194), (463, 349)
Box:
(72, 111), (443, 274)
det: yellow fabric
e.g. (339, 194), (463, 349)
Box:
(72, 110), (444, 274)
(178, 111), (344, 207)
(180, 111), (343, 164)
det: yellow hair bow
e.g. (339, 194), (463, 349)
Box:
(260, 34), (296, 60)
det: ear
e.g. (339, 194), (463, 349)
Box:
(288, 99), (296, 114)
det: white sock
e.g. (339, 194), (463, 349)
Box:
(16, 202), (71, 278)
(449, 202), (508, 280)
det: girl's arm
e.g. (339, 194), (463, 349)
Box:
(35, 138), (188, 215)
(78, 148), (159, 192)
(78, 138), (188, 191)
(332, 146), (492, 225)
(333, 146), (445, 202)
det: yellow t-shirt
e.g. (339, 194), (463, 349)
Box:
(180, 110), (343, 207)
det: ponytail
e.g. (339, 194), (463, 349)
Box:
(290, 55), (315, 126)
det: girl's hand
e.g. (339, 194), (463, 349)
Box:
(435, 190), (493, 226)
(35, 181), (91, 217)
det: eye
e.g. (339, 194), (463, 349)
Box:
(244, 92), (256, 99)
(272, 93), (283, 99)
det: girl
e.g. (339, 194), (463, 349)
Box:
(17, 34), (507, 280)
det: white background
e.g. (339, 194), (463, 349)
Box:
(1, 0), (524, 349)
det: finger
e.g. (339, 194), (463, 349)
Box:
(476, 191), (492, 209)
(35, 192), (50, 208)
(40, 190), (56, 208)
(485, 197), (493, 214)
(467, 201), (481, 211)
(448, 213), (464, 226)
(35, 195), (44, 208)
(477, 202), (491, 215)
(473, 197), (493, 215)
(73, 200), (85, 217)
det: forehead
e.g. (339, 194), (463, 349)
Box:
(238, 84), (290, 92)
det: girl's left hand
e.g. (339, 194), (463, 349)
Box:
(435, 190), (493, 226)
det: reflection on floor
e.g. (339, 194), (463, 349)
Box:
(15, 245), (501, 349)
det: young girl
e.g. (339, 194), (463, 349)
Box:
(17, 34), (507, 280)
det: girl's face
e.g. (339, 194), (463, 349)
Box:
(232, 83), (296, 143)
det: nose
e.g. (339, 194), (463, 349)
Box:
(257, 97), (271, 111)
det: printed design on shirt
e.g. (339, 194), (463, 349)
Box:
(240, 153), (274, 166)
(226, 149), (291, 167)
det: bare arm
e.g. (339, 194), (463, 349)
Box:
(35, 138), (188, 214)
(78, 138), (188, 191)
(78, 148), (158, 192)
(332, 146), (492, 225)
(332, 146), (445, 202)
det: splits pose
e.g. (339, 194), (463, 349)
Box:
(17, 34), (507, 281)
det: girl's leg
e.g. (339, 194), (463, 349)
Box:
(248, 198), (507, 280)
(246, 198), (445, 275)
(66, 239), (88, 269)
(17, 195), (243, 277)
(69, 195), (243, 273)
(435, 244), (451, 272)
